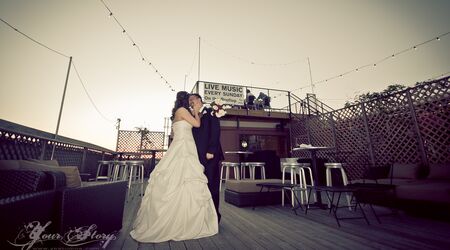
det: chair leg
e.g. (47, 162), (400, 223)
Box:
(219, 165), (224, 191)
(282, 167), (286, 206)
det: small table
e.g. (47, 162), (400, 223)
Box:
(253, 182), (306, 215)
(305, 185), (370, 227)
(347, 183), (397, 223)
(292, 146), (333, 205)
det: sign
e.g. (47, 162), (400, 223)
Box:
(203, 82), (245, 105)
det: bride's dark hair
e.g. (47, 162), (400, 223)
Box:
(171, 91), (191, 120)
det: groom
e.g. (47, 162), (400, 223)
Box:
(189, 93), (224, 222)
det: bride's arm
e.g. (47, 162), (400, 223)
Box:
(176, 108), (201, 127)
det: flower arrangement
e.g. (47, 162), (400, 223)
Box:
(208, 99), (230, 118)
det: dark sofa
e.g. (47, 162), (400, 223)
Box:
(350, 162), (450, 217)
(0, 160), (127, 249)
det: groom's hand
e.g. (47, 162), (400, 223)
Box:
(206, 153), (214, 160)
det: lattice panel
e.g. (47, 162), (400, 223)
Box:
(290, 118), (310, 158)
(290, 76), (449, 181)
(117, 130), (165, 153)
(412, 77), (450, 164)
(333, 105), (368, 180)
(365, 93), (420, 166)
(308, 114), (334, 162)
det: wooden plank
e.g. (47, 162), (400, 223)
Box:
(153, 241), (170, 250)
(196, 235), (218, 249)
(183, 239), (202, 250)
(169, 240), (186, 250)
(109, 184), (450, 250)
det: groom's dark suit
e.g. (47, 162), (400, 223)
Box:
(192, 108), (224, 221)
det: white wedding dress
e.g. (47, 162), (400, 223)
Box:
(130, 120), (218, 243)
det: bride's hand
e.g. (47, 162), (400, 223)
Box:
(193, 103), (202, 114)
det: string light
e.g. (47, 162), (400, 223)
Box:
(0, 17), (117, 124)
(309, 31), (450, 86)
(99, 0), (175, 92)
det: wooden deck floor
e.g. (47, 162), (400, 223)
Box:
(107, 186), (450, 250)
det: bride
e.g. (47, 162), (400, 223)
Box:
(130, 91), (218, 243)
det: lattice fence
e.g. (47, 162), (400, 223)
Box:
(291, 76), (450, 180)
(116, 130), (165, 159)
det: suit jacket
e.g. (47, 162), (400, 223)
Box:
(192, 108), (224, 165)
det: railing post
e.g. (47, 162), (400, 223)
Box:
(288, 92), (292, 120)
(81, 147), (87, 173)
(406, 91), (428, 166)
(40, 140), (47, 160)
(361, 102), (375, 167)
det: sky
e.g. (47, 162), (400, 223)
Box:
(0, 0), (449, 150)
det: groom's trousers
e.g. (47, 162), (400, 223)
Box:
(204, 158), (221, 221)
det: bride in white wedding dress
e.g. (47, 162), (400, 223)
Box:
(130, 91), (218, 243)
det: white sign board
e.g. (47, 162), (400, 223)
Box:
(203, 82), (245, 105)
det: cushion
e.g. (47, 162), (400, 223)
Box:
(27, 159), (60, 166)
(390, 163), (420, 179)
(427, 163), (450, 180)
(226, 179), (282, 193)
(0, 170), (46, 198)
(0, 160), (21, 170)
(19, 160), (81, 188)
(395, 180), (450, 204)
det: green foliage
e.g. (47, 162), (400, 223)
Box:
(345, 84), (407, 107)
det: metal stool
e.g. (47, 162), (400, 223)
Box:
(248, 162), (266, 180)
(325, 163), (351, 209)
(95, 160), (114, 181)
(111, 161), (128, 181)
(125, 160), (145, 200)
(281, 161), (301, 207)
(297, 163), (316, 203)
(240, 162), (252, 179)
(220, 162), (240, 190)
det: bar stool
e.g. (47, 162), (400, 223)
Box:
(297, 163), (317, 203)
(220, 162), (240, 190)
(247, 162), (266, 180)
(111, 161), (128, 181)
(125, 161), (145, 200)
(325, 163), (352, 209)
(240, 162), (252, 179)
(281, 161), (302, 207)
(95, 160), (114, 181)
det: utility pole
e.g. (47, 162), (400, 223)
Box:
(51, 56), (72, 160)
(307, 57), (314, 94)
(198, 37), (201, 82)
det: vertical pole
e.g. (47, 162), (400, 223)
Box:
(51, 56), (72, 160)
(307, 57), (314, 94)
(406, 91), (428, 166)
(198, 37), (201, 82)
(115, 118), (121, 151)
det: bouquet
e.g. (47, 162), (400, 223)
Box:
(208, 99), (230, 118)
